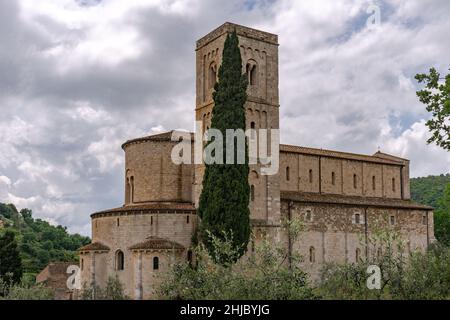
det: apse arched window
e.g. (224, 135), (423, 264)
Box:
(286, 167), (290, 181)
(116, 250), (124, 271)
(353, 174), (358, 189)
(309, 247), (316, 263)
(186, 215), (190, 224)
(355, 213), (361, 224)
(331, 172), (336, 186)
(187, 250), (193, 265)
(153, 257), (159, 270)
(251, 185), (255, 202)
(309, 169), (313, 184)
(372, 176), (376, 191)
(392, 178), (396, 192)
(209, 63), (217, 89)
(81, 258), (84, 271)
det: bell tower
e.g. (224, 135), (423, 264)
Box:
(194, 22), (281, 225)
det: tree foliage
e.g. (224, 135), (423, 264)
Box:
(0, 231), (23, 284)
(198, 31), (250, 263)
(159, 218), (318, 300)
(0, 203), (90, 274)
(415, 68), (450, 151)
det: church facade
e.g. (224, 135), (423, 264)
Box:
(79, 23), (435, 300)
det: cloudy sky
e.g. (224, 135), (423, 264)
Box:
(0, 0), (449, 236)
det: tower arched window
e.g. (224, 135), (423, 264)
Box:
(209, 63), (217, 89)
(332, 172), (336, 186)
(246, 60), (257, 86)
(250, 121), (256, 139)
(116, 250), (124, 271)
(153, 257), (159, 270)
(392, 178), (396, 192)
(286, 167), (290, 181)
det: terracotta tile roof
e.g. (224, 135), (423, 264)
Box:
(91, 202), (196, 218)
(129, 237), (185, 251)
(122, 131), (194, 149)
(78, 242), (110, 252)
(281, 191), (434, 210)
(280, 144), (404, 165)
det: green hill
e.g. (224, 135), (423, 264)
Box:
(411, 174), (450, 210)
(0, 203), (90, 275)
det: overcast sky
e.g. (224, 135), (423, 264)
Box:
(0, 0), (449, 236)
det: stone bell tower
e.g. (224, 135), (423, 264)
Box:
(193, 22), (281, 225)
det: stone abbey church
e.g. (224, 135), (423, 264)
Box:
(79, 23), (435, 299)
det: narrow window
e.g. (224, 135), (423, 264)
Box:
(130, 176), (134, 203)
(309, 169), (313, 183)
(81, 258), (84, 271)
(116, 251), (124, 271)
(117, 218), (120, 227)
(390, 215), (396, 226)
(187, 250), (193, 264)
(309, 247), (316, 263)
(331, 172), (336, 186)
(209, 63), (217, 88)
(372, 176), (376, 191)
(355, 213), (361, 224)
(250, 121), (256, 139)
(353, 174), (357, 189)
(246, 62), (257, 86)
(153, 257), (159, 270)
(392, 178), (396, 192)
(356, 248), (361, 262)
(286, 167), (290, 181)
(423, 215), (427, 225)
(305, 210), (312, 222)
(186, 215), (190, 224)
(251, 185), (255, 202)
(151, 216), (153, 225)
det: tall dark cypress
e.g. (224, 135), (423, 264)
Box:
(198, 31), (250, 263)
(0, 230), (23, 284)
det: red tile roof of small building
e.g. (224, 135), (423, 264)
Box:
(78, 242), (110, 252)
(129, 237), (185, 251)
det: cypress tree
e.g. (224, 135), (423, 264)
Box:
(0, 230), (23, 284)
(198, 31), (250, 263)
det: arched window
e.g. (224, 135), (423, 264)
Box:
(116, 250), (124, 271)
(309, 169), (313, 184)
(355, 248), (361, 262)
(153, 257), (159, 270)
(117, 218), (120, 227)
(250, 121), (256, 139)
(81, 258), (84, 271)
(187, 250), (193, 264)
(209, 63), (217, 89)
(390, 215), (396, 226)
(353, 174), (358, 189)
(251, 185), (255, 202)
(309, 247), (316, 263)
(246, 60), (257, 86)
(392, 178), (396, 192)
(186, 215), (190, 224)
(355, 213), (361, 224)
(331, 172), (336, 186)
(305, 210), (312, 222)
(372, 176), (376, 191)
(130, 176), (134, 203)
(286, 167), (290, 181)
(423, 215), (427, 225)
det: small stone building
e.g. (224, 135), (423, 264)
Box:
(36, 262), (77, 300)
(79, 22), (435, 299)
